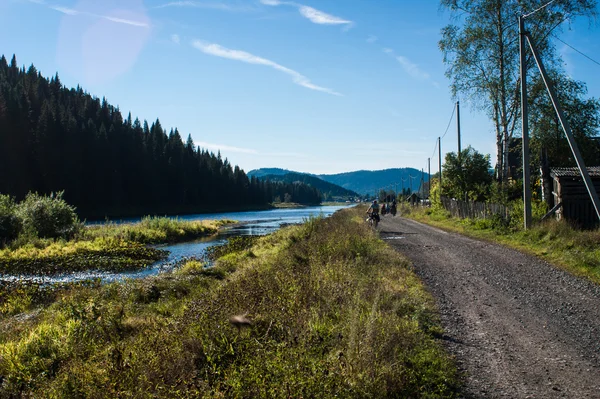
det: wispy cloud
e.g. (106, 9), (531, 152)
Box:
(51, 5), (78, 15)
(191, 40), (341, 96)
(102, 15), (149, 27)
(383, 48), (437, 86)
(394, 55), (430, 80)
(259, 0), (353, 28)
(153, 1), (253, 11)
(195, 141), (258, 154)
(171, 34), (181, 44)
(297, 5), (352, 25)
(39, 1), (149, 27)
(367, 35), (378, 44)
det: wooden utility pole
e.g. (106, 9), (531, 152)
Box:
(523, 24), (600, 223)
(519, 15), (532, 229)
(438, 137), (442, 199)
(428, 157), (431, 199)
(456, 101), (462, 155)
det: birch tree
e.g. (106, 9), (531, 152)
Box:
(439, 0), (597, 183)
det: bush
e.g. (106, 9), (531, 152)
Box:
(15, 192), (81, 239)
(0, 194), (22, 246)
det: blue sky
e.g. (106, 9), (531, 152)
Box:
(1, 0), (599, 175)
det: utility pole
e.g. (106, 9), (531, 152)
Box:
(456, 101), (461, 155)
(421, 169), (425, 198)
(428, 158), (431, 199)
(438, 137), (442, 199)
(519, 15), (532, 229)
(523, 22), (600, 223)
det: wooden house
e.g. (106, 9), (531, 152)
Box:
(551, 167), (600, 228)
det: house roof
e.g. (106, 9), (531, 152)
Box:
(550, 166), (600, 178)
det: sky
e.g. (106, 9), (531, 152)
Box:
(1, 0), (599, 175)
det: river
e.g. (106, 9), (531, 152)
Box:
(5, 205), (352, 284)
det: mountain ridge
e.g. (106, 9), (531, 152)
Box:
(248, 167), (429, 195)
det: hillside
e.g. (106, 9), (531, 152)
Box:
(249, 168), (428, 195)
(260, 172), (359, 200)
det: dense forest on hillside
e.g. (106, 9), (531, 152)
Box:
(260, 172), (359, 200)
(0, 55), (321, 217)
(249, 167), (427, 195)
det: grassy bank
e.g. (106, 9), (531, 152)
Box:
(402, 205), (600, 284)
(0, 217), (234, 275)
(0, 207), (457, 398)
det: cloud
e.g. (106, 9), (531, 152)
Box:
(383, 48), (437, 85)
(191, 40), (341, 95)
(394, 55), (430, 80)
(260, 0), (352, 28)
(195, 141), (258, 154)
(367, 35), (378, 44)
(51, 6), (79, 15)
(43, 2), (149, 27)
(171, 33), (181, 44)
(101, 15), (149, 27)
(153, 1), (252, 11)
(298, 5), (352, 25)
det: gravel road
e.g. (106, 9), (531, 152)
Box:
(378, 216), (600, 398)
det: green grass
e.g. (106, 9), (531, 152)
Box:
(0, 207), (458, 398)
(81, 216), (235, 244)
(0, 217), (235, 275)
(402, 204), (600, 284)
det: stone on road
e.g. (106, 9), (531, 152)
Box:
(379, 216), (600, 398)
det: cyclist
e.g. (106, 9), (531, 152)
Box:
(367, 200), (380, 224)
(390, 198), (397, 216)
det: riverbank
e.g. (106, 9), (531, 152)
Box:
(0, 206), (458, 398)
(0, 217), (235, 276)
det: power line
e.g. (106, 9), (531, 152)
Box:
(441, 106), (456, 139)
(523, 0), (558, 18)
(551, 34), (600, 68)
(431, 140), (438, 160)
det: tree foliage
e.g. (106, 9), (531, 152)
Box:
(439, 0), (597, 183)
(442, 146), (493, 201)
(528, 72), (600, 167)
(0, 55), (322, 217)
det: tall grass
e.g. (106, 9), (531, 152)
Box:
(81, 216), (234, 244)
(0, 207), (457, 398)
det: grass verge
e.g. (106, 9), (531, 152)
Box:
(0, 207), (457, 398)
(401, 205), (600, 284)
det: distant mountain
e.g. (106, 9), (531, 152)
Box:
(319, 168), (427, 196)
(259, 172), (359, 200)
(249, 168), (429, 196)
(247, 168), (298, 179)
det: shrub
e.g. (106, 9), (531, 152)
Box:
(15, 192), (81, 239)
(0, 194), (22, 246)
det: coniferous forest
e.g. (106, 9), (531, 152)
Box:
(0, 55), (321, 218)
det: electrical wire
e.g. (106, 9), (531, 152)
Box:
(431, 140), (438, 160)
(551, 34), (600, 68)
(441, 106), (456, 139)
(523, 0), (558, 18)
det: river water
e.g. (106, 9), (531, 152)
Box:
(4, 205), (352, 284)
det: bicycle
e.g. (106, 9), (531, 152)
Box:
(366, 213), (380, 228)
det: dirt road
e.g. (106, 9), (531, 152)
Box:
(378, 216), (600, 398)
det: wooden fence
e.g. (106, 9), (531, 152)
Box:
(440, 197), (510, 221)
